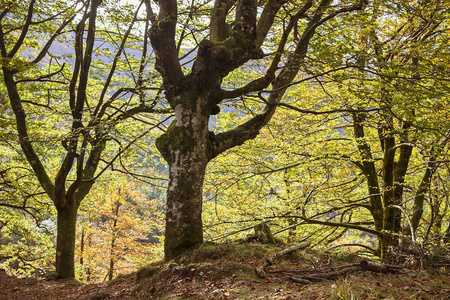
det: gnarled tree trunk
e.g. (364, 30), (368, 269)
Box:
(156, 95), (211, 260)
(146, 0), (367, 261)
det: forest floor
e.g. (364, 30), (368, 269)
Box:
(1, 241), (450, 299)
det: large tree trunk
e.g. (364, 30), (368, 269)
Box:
(55, 201), (78, 279)
(156, 96), (210, 260)
(147, 0), (367, 262)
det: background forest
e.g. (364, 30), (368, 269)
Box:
(1, 0), (450, 283)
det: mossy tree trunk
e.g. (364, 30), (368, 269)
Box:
(156, 93), (210, 260)
(352, 111), (403, 255)
(379, 114), (401, 251)
(146, 0), (367, 261)
(254, 223), (276, 244)
(352, 111), (384, 234)
(393, 121), (414, 234)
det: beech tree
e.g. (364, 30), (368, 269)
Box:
(203, 0), (450, 258)
(326, 0), (450, 253)
(0, 0), (163, 278)
(144, 0), (368, 260)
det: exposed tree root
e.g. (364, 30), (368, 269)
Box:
(255, 242), (310, 278)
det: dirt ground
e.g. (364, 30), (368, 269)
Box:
(1, 243), (450, 300)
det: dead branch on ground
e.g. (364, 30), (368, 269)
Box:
(286, 259), (405, 284)
(255, 242), (310, 278)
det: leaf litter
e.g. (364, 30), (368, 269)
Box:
(0, 242), (449, 299)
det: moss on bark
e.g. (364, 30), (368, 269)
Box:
(156, 122), (197, 165)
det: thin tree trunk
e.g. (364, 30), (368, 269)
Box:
(108, 242), (115, 281)
(411, 163), (436, 233)
(352, 112), (383, 232)
(443, 222), (450, 243)
(86, 233), (92, 282)
(79, 229), (85, 266)
(411, 131), (450, 233)
(381, 130), (396, 232)
(393, 121), (413, 233)
(108, 201), (120, 281)
(380, 117), (398, 250)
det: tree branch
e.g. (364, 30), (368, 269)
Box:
(32, 4), (80, 64)
(1, 69), (55, 199)
(15, 64), (66, 83)
(234, 0), (257, 42)
(211, 0), (340, 158)
(53, 0), (101, 207)
(93, 1), (144, 119)
(256, 0), (290, 47)
(7, 0), (36, 58)
(294, 215), (381, 236)
(147, 0), (183, 95)
(210, 0), (235, 42)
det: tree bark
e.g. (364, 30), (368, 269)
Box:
(79, 229), (85, 266)
(380, 117), (396, 234)
(156, 94), (210, 260)
(352, 112), (383, 232)
(393, 121), (413, 234)
(164, 159), (206, 260)
(55, 200), (78, 279)
(379, 115), (400, 250)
